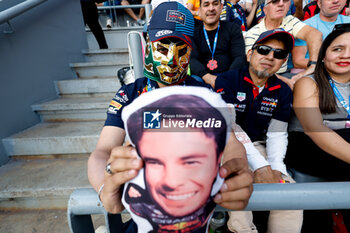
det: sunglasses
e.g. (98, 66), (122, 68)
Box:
(333, 23), (350, 32)
(253, 45), (288, 59)
(266, 0), (290, 5)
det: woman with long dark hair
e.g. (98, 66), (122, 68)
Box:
(285, 23), (350, 232)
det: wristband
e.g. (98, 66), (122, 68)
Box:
(307, 60), (317, 67)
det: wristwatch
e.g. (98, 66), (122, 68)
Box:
(307, 60), (317, 67)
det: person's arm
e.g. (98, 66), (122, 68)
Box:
(228, 24), (246, 70)
(292, 45), (308, 69)
(293, 77), (350, 163)
(266, 119), (288, 176)
(98, 145), (143, 213)
(245, 1), (253, 12)
(232, 122), (270, 173)
(88, 126), (126, 192)
(232, 122), (277, 184)
(264, 83), (293, 181)
(246, 0), (258, 28)
(202, 73), (217, 87)
(254, 166), (281, 183)
(214, 132), (254, 210)
(291, 25), (322, 82)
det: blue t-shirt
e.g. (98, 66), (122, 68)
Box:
(295, 14), (350, 59)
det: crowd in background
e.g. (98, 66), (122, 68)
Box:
(86, 0), (350, 232)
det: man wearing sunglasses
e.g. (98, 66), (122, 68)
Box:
(206, 29), (303, 233)
(244, 0), (323, 89)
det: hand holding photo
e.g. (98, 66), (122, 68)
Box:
(121, 86), (233, 233)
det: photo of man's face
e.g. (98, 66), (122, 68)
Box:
(121, 86), (231, 233)
(139, 129), (221, 217)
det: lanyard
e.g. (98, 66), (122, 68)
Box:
(146, 78), (153, 92)
(203, 24), (220, 60)
(329, 78), (350, 118)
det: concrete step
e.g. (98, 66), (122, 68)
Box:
(0, 156), (90, 211)
(0, 209), (106, 233)
(56, 77), (121, 97)
(87, 26), (143, 49)
(70, 61), (128, 79)
(31, 97), (111, 122)
(82, 48), (129, 63)
(0, 210), (69, 233)
(0, 209), (107, 233)
(2, 121), (104, 156)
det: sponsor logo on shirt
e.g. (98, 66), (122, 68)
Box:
(110, 100), (122, 110)
(107, 100), (123, 115)
(117, 90), (129, 102)
(258, 97), (278, 116)
(108, 107), (118, 114)
(234, 103), (246, 112)
(216, 88), (225, 94)
(237, 92), (246, 102)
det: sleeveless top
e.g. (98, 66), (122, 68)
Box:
(285, 75), (350, 181)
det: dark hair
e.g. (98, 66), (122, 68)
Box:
(314, 24), (350, 114)
(126, 94), (228, 158)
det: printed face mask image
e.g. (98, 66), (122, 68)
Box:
(144, 38), (191, 85)
(140, 130), (219, 217)
(121, 87), (231, 233)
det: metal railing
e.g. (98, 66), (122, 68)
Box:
(67, 182), (350, 233)
(0, 0), (47, 33)
(97, 2), (152, 26)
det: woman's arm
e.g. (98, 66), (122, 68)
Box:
(293, 77), (350, 163)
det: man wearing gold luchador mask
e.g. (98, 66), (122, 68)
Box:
(87, 2), (253, 232)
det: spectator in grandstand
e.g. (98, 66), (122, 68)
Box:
(220, 0), (259, 33)
(244, 0), (322, 89)
(250, 0), (298, 26)
(206, 28), (303, 233)
(87, 3), (253, 232)
(292, 0), (350, 70)
(285, 23), (350, 232)
(190, 0), (246, 83)
(303, 0), (347, 20)
(239, 0), (254, 12)
(120, 0), (149, 25)
(103, 0), (120, 28)
(151, 0), (186, 9)
(80, 0), (109, 49)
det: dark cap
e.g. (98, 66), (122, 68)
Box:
(148, 2), (194, 47)
(254, 28), (295, 52)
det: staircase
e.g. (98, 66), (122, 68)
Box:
(0, 27), (141, 232)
